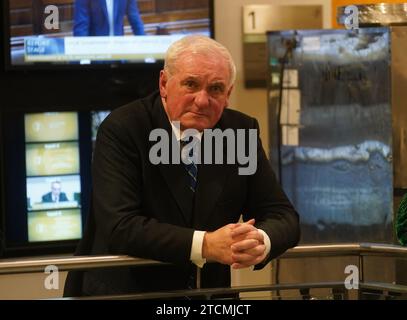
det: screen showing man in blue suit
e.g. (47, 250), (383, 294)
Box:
(73, 0), (145, 36)
(42, 181), (69, 203)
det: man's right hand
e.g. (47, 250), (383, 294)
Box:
(202, 219), (257, 265)
(202, 223), (237, 265)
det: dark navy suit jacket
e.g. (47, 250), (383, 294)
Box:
(42, 192), (69, 203)
(63, 91), (300, 297)
(73, 0), (145, 36)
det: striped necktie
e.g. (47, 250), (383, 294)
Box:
(180, 138), (198, 192)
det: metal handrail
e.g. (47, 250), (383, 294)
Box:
(0, 255), (164, 275)
(61, 281), (348, 300)
(360, 282), (407, 294)
(0, 243), (406, 275)
(59, 281), (407, 300)
(281, 243), (407, 259)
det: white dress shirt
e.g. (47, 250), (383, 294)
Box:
(105, 0), (115, 36)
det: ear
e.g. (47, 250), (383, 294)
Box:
(224, 84), (234, 108)
(159, 70), (168, 98)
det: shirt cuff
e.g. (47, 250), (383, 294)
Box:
(190, 230), (206, 268)
(258, 229), (271, 261)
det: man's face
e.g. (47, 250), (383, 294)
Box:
(51, 183), (61, 196)
(159, 52), (233, 132)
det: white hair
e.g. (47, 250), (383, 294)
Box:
(164, 35), (236, 86)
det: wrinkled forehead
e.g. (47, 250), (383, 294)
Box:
(173, 52), (231, 82)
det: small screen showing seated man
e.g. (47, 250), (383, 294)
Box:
(26, 177), (82, 242)
(42, 181), (69, 203)
(26, 175), (81, 211)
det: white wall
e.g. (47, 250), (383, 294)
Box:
(214, 0), (332, 288)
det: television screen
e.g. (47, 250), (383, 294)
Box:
(5, 0), (213, 67)
(24, 112), (82, 242)
(0, 109), (107, 256)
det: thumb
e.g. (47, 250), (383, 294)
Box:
(245, 218), (255, 226)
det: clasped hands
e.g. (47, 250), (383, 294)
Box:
(202, 219), (267, 269)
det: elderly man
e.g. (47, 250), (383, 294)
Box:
(64, 35), (300, 297)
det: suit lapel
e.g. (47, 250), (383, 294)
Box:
(149, 95), (194, 225)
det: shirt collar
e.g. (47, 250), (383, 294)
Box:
(170, 121), (203, 142)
